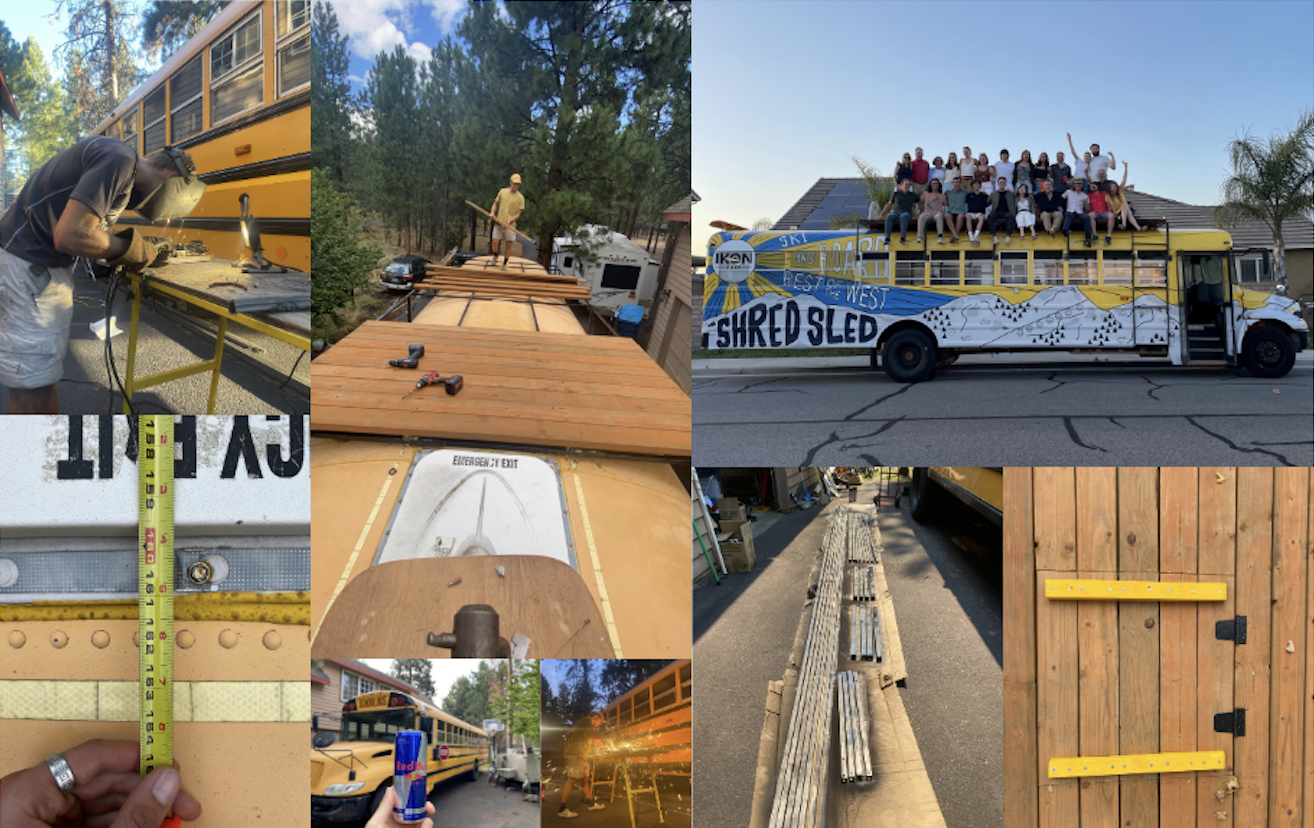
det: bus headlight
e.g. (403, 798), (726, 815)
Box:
(323, 783), (366, 796)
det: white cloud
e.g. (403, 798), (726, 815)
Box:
(426, 0), (466, 33)
(334, 0), (431, 62)
(407, 41), (432, 63)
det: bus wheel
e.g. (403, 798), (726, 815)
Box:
(1241, 329), (1295, 378)
(909, 468), (946, 523)
(468, 762), (479, 782)
(881, 329), (937, 383)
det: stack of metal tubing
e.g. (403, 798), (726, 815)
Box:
(845, 511), (878, 563)
(848, 605), (880, 662)
(768, 511), (847, 828)
(836, 671), (873, 783)
(851, 566), (875, 601)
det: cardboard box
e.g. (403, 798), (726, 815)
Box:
(719, 525), (756, 573)
(718, 516), (750, 537)
(717, 497), (747, 523)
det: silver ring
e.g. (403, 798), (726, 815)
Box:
(45, 752), (76, 793)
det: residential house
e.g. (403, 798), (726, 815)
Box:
(639, 191), (698, 393)
(311, 658), (435, 735)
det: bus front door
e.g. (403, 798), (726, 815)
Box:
(1178, 253), (1231, 365)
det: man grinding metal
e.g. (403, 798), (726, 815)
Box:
(0, 135), (205, 413)
(488, 172), (525, 271)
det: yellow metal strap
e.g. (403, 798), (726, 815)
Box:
(1048, 751), (1226, 778)
(1044, 579), (1227, 601)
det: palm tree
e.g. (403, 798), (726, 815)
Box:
(1216, 109), (1314, 292)
(852, 155), (893, 221)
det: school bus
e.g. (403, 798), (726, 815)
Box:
(91, 0), (309, 271)
(908, 468), (1003, 528)
(594, 659), (692, 776)
(311, 691), (489, 825)
(704, 228), (1307, 382)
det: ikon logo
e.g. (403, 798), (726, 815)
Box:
(712, 239), (755, 283)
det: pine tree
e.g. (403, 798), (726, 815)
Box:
(5, 39), (78, 186)
(140, 1), (228, 61)
(390, 659), (436, 699)
(52, 0), (141, 133)
(311, 2), (353, 181)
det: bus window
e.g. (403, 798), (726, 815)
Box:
(929, 252), (960, 286)
(606, 706), (617, 728)
(680, 662), (691, 700)
(894, 258), (924, 286)
(620, 697), (632, 724)
(1136, 254), (1167, 287)
(1033, 251), (1063, 285)
(858, 251), (889, 284)
(419, 716), (435, 743)
(1067, 252), (1097, 285)
(211, 10), (264, 124)
(143, 88), (167, 153)
(121, 109), (137, 148)
(653, 672), (678, 712)
(964, 251), (993, 285)
(1103, 252), (1133, 286)
(1238, 257), (1268, 284)
(634, 689), (651, 720)
(170, 56), (204, 142)
(276, 0), (312, 97)
(999, 252), (1028, 285)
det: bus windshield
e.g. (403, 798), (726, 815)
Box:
(340, 709), (414, 742)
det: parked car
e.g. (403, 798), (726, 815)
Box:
(379, 255), (431, 290)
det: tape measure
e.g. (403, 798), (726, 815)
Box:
(138, 416), (180, 827)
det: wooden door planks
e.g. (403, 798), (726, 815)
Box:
(1158, 467), (1198, 828)
(1196, 468), (1236, 828)
(1303, 470), (1313, 828)
(1035, 468), (1079, 828)
(1076, 469), (1118, 828)
(1118, 468), (1160, 828)
(1234, 468), (1274, 828)
(310, 320), (691, 458)
(1003, 468), (1039, 828)
(1269, 469), (1309, 828)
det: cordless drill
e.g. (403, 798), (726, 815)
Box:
(389, 344), (425, 369)
(416, 372), (464, 395)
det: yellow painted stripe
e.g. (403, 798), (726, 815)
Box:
(571, 472), (622, 657)
(0, 593), (310, 624)
(313, 462), (400, 643)
(1048, 751), (1226, 778)
(0, 680), (309, 722)
(1044, 579), (1227, 601)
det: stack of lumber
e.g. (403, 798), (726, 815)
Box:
(415, 261), (591, 300)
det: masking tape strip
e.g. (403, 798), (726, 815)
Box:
(0, 680), (311, 723)
(1044, 579), (1227, 601)
(1048, 751), (1227, 778)
(571, 472), (622, 657)
(0, 593), (310, 624)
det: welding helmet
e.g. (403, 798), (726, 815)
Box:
(133, 146), (207, 221)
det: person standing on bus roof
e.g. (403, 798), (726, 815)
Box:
(987, 179), (1018, 244)
(1033, 152), (1052, 190)
(928, 156), (947, 190)
(556, 715), (604, 819)
(877, 178), (921, 245)
(958, 150), (975, 185)
(994, 149), (1016, 192)
(981, 167), (998, 196)
(488, 173), (525, 271)
(945, 176), (968, 243)
(910, 147), (930, 195)
(1051, 151), (1072, 196)
(945, 152), (960, 186)
(917, 178), (948, 244)
(1013, 150), (1035, 194)
(1015, 183), (1039, 241)
(0, 137), (201, 414)
(974, 152), (991, 190)
(894, 153), (914, 189)
(1036, 179), (1065, 237)
(1062, 185), (1094, 247)
(964, 179), (989, 245)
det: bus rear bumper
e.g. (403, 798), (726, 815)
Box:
(311, 793), (373, 825)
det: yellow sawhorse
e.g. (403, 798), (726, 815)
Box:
(121, 270), (310, 414)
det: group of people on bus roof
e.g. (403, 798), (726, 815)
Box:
(873, 134), (1141, 249)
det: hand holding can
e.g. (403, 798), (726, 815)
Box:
(363, 787), (434, 828)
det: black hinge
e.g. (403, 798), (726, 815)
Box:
(1215, 615), (1247, 644)
(1213, 709), (1246, 737)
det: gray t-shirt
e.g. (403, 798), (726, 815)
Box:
(0, 136), (139, 268)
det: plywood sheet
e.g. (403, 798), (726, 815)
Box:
(310, 320), (691, 458)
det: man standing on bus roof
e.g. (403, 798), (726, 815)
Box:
(488, 173), (525, 271)
(0, 136), (203, 414)
(556, 714), (604, 819)
(910, 147), (929, 195)
(1067, 132), (1115, 188)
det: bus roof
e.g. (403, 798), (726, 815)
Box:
(600, 659), (690, 715)
(345, 690), (488, 738)
(710, 226), (1235, 250)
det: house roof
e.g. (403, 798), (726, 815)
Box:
(311, 663), (330, 685)
(664, 191), (698, 220)
(328, 658), (436, 706)
(774, 177), (1314, 249)
(0, 68), (18, 121)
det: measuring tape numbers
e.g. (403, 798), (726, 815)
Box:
(138, 415), (180, 827)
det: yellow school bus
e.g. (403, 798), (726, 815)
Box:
(91, 0), (309, 270)
(704, 228), (1307, 381)
(595, 659), (692, 775)
(311, 691), (488, 825)
(909, 468), (1003, 528)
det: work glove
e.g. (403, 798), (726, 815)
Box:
(105, 227), (160, 274)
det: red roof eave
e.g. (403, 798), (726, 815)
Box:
(663, 212), (692, 222)
(311, 675), (330, 685)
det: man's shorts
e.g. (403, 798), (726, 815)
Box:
(565, 756), (587, 779)
(0, 246), (74, 389)
(492, 222), (516, 241)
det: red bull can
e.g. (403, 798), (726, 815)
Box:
(393, 730), (428, 823)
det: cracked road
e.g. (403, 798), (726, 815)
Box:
(693, 357), (1313, 466)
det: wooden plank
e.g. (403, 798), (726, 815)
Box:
(309, 320), (691, 457)
(425, 263), (578, 282)
(1197, 468), (1236, 828)
(1118, 468), (1160, 828)
(1036, 469), (1079, 828)
(415, 283), (592, 300)
(1076, 468), (1119, 828)
(1233, 467), (1273, 828)
(1034, 468), (1077, 571)
(1304, 469), (1313, 828)
(463, 201), (536, 244)
(1003, 468), (1039, 828)
(1159, 467), (1198, 828)
(1270, 468), (1309, 828)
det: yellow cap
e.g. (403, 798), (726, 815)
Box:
(510, 173), (522, 183)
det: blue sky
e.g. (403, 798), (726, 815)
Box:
(324, 0), (472, 92)
(692, 0), (1314, 245)
(2, 2), (77, 76)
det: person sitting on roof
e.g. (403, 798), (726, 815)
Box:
(917, 178), (948, 244)
(945, 176), (968, 244)
(1062, 185), (1094, 247)
(964, 180), (989, 246)
(987, 178), (1018, 244)
(1106, 174), (1143, 232)
(1036, 179), (1065, 237)
(910, 147), (930, 195)
(994, 149), (1016, 192)
(1015, 183), (1039, 242)
(1088, 185), (1116, 245)
(877, 179), (921, 245)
